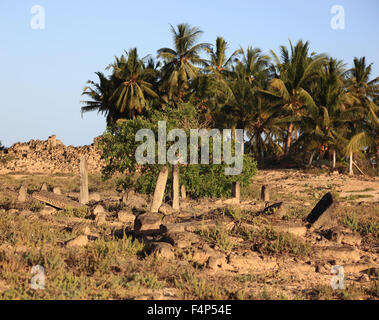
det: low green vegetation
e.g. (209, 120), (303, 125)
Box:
(344, 212), (379, 237)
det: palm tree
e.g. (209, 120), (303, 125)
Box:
(157, 23), (211, 106)
(236, 46), (271, 87)
(205, 37), (241, 81)
(346, 57), (379, 125)
(81, 71), (121, 126)
(261, 40), (327, 155)
(344, 57), (379, 174)
(109, 48), (159, 119)
(297, 58), (353, 167)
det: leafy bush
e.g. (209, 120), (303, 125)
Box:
(100, 103), (258, 198)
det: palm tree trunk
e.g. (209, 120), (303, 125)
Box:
(349, 151), (353, 175)
(332, 150), (336, 169)
(285, 122), (294, 155)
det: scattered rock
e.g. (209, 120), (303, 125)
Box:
(191, 248), (212, 265)
(39, 206), (57, 216)
(272, 223), (307, 237)
(93, 204), (105, 215)
(66, 235), (88, 248)
(207, 254), (233, 271)
(315, 245), (361, 263)
(262, 202), (284, 216)
(134, 213), (163, 235)
(122, 190), (148, 209)
(117, 210), (135, 224)
(17, 185), (28, 202)
(41, 183), (48, 191)
(72, 223), (91, 236)
(358, 274), (370, 283)
(315, 262), (331, 274)
(89, 193), (101, 202)
(340, 232), (362, 246)
(151, 242), (175, 260)
(95, 213), (107, 225)
(164, 231), (201, 249)
(158, 204), (175, 216)
(324, 226), (362, 246)
(343, 263), (374, 274)
(223, 198), (240, 205)
(228, 252), (264, 273)
(53, 187), (62, 195)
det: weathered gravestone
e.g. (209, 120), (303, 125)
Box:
(305, 192), (339, 229)
(79, 156), (89, 204)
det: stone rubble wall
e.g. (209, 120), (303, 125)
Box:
(0, 135), (104, 174)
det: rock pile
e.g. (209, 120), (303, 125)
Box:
(0, 135), (104, 174)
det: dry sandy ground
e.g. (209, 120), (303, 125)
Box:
(0, 169), (378, 300)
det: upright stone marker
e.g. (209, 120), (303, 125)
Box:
(232, 182), (240, 202)
(18, 185), (28, 202)
(151, 165), (168, 213)
(181, 184), (186, 200)
(79, 156), (89, 204)
(305, 192), (339, 229)
(172, 164), (180, 210)
(261, 185), (270, 202)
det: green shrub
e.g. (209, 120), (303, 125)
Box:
(100, 104), (258, 198)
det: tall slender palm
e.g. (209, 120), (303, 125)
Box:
(346, 57), (379, 125)
(340, 57), (379, 174)
(157, 23), (211, 105)
(261, 40), (327, 155)
(109, 48), (158, 119)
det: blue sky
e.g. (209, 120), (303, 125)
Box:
(0, 0), (378, 147)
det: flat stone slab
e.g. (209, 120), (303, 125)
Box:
(272, 223), (307, 237)
(32, 191), (87, 210)
(164, 231), (202, 249)
(163, 220), (234, 233)
(314, 245), (361, 263)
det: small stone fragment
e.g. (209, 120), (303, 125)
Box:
(117, 210), (135, 224)
(66, 235), (88, 248)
